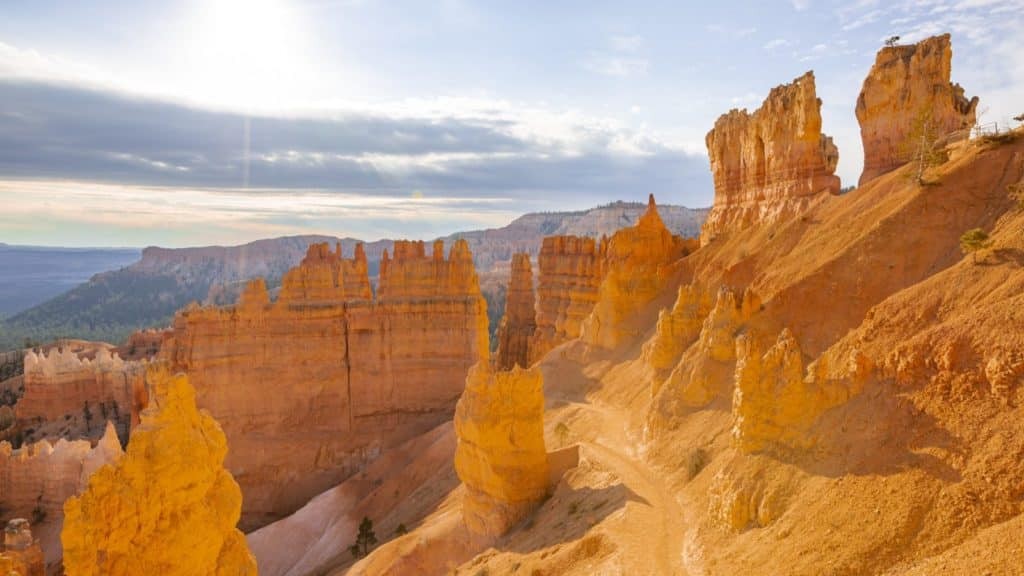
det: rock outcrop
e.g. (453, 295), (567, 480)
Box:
(0, 423), (122, 566)
(16, 348), (146, 444)
(643, 284), (714, 380)
(61, 365), (257, 576)
(163, 240), (489, 529)
(495, 253), (537, 370)
(0, 519), (44, 576)
(856, 34), (978, 185)
(582, 195), (692, 349)
(454, 363), (548, 536)
(702, 71), (840, 244)
(528, 235), (607, 363)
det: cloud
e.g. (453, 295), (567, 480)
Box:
(610, 34), (644, 53)
(583, 56), (650, 77)
(0, 80), (714, 241)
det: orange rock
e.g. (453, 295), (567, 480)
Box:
(163, 239), (489, 529)
(856, 34), (978, 185)
(16, 348), (147, 443)
(642, 284), (714, 379)
(702, 71), (840, 244)
(529, 235), (606, 363)
(61, 365), (257, 576)
(0, 423), (123, 567)
(454, 363), (548, 536)
(582, 195), (691, 349)
(0, 519), (44, 576)
(278, 241), (372, 303)
(495, 253), (537, 370)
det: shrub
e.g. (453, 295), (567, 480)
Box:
(960, 228), (991, 264)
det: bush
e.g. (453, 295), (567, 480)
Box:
(960, 228), (991, 264)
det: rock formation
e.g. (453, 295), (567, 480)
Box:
(495, 253), (537, 370)
(529, 235), (606, 363)
(856, 34), (978, 186)
(16, 348), (146, 444)
(0, 422), (122, 566)
(163, 240), (489, 529)
(0, 519), (44, 576)
(582, 195), (692, 349)
(702, 71), (840, 244)
(643, 284), (714, 380)
(61, 365), (257, 576)
(454, 363), (548, 536)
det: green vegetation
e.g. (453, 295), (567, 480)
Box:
(960, 228), (991, 264)
(349, 516), (378, 559)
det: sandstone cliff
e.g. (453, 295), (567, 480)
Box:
(0, 519), (44, 576)
(61, 365), (257, 576)
(856, 34), (978, 186)
(582, 195), (693, 349)
(529, 235), (606, 363)
(164, 240), (488, 529)
(494, 253), (537, 370)
(0, 422), (122, 567)
(454, 363), (548, 536)
(16, 348), (146, 445)
(702, 71), (840, 244)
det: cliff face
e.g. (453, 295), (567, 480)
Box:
(582, 195), (693, 349)
(163, 240), (489, 529)
(702, 71), (840, 244)
(529, 235), (606, 363)
(16, 348), (146, 444)
(495, 253), (537, 371)
(0, 422), (122, 566)
(856, 34), (978, 186)
(61, 365), (257, 576)
(454, 363), (548, 536)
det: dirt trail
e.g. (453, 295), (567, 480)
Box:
(558, 384), (692, 576)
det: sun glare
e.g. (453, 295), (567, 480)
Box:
(183, 0), (312, 110)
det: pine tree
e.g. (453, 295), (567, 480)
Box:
(350, 516), (378, 559)
(960, 228), (991, 264)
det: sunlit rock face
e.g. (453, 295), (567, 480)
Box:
(61, 365), (257, 576)
(163, 240), (489, 529)
(856, 33), (978, 186)
(582, 195), (693, 350)
(16, 347), (147, 443)
(528, 235), (606, 363)
(495, 253), (537, 370)
(454, 363), (548, 537)
(0, 519), (44, 576)
(702, 71), (840, 244)
(0, 422), (123, 566)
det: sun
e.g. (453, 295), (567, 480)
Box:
(182, 0), (311, 110)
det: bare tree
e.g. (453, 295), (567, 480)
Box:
(900, 108), (946, 185)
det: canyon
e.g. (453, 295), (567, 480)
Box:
(1, 32), (1022, 576)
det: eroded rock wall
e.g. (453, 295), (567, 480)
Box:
(454, 363), (548, 536)
(529, 235), (606, 363)
(495, 253), (537, 370)
(163, 240), (489, 529)
(702, 71), (840, 244)
(856, 34), (978, 186)
(61, 365), (257, 576)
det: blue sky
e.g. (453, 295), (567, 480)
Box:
(0, 0), (1021, 247)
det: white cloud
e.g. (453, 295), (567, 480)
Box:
(584, 56), (650, 78)
(610, 34), (644, 53)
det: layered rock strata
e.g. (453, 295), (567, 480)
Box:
(702, 71), (840, 244)
(163, 240), (489, 529)
(0, 519), (44, 576)
(454, 363), (549, 536)
(528, 235), (607, 363)
(0, 422), (122, 566)
(495, 253), (537, 370)
(16, 348), (146, 443)
(856, 34), (978, 185)
(61, 365), (257, 576)
(582, 195), (692, 349)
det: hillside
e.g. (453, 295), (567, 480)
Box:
(0, 202), (706, 350)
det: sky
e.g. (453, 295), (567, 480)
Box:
(0, 0), (1021, 248)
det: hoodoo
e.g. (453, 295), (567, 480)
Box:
(856, 33), (978, 185)
(494, 253), (537, 370)
(61, 365), (257, 576)
(702, 71), (840, 244)
(454, 363), (549, 536)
